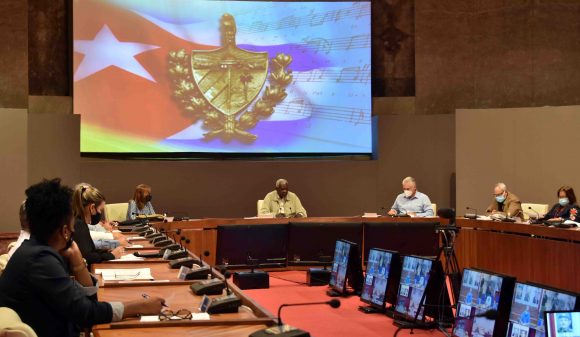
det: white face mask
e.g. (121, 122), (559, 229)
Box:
(403, 190), (413, 197)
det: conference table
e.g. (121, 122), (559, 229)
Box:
(148, 216), (446, 266)
(89, 215), (580, 336)
(455, 218), (580, 293)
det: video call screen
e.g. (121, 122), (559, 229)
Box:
(73, 0), (372, 154)
(453, 268), (505, 337)
(360, 249), (393, 307)
(395, 255), (433, 320)
(506, 283), (577, 337)
(329, 240), (351, 292)
(545, 311), (580, 337)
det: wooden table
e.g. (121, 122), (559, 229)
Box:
(150, 216), (445, 265)
(455, 218), (580, 293)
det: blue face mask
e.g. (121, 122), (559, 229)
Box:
(495, 195), (506, 203)
(559, 198), (569, 206)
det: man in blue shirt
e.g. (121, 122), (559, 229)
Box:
(388, 177), (434, 217)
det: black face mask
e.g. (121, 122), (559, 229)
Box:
(91, 210), (102, 225)
(145, 195), (152, 203)
(64, 232), (74, 250)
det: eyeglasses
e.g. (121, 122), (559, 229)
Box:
(159, 309), (192, 321)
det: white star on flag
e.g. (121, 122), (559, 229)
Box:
(74, 25), (160, 82)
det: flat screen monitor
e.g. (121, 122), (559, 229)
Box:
(73, 0), (372, 155)
(506, 282), (579, 337)
(452, 268), (516, 337)
(395, 255), (435, 321)
(360, 248), (401, 309)
(545, 311), (580, 337)
(328, 239), (363, 296)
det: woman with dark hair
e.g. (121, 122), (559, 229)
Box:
(0, 178), (164, 337)
(541, 186), (580, 222)
(126, 184), (156, 220)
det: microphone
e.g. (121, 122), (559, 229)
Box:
(278, 299), (340, 324)
(465, 206), (478, 219)
(527, 206), (540, 220)
(475, 309), (498, 320)
(206, 269), (242, 314)
(249, 299), (341, 337)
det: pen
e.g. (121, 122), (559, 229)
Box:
(142, 293), (168, 307)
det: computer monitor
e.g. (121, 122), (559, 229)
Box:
(360, 248), (401, 311)
(545, 311), (580, 337)
(506, 282), (579, 337)
(394, 255), (450, 322)
(452, 268), (516, 337)
(328, 239), (363, 296)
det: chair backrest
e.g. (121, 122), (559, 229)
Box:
(0, 307), (38, 337)
(257, 200), (264, 216)
(521, 203), (549, 220)
(0, 254), (9, 277)
(431, 203), (437, 216)
(104, 203), (129, 222)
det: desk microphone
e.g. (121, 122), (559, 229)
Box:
(249, 299), (341, 337)
(527, 207), (540, 220)
(464, 207), (478, 219)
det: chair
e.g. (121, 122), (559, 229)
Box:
(0, 254), (9, 277)
(431, 203), (437, 216)
(521, 203), (549, 220)
(0, 307), (38, 337)
(257, 200), (264, 216)
(104, 203), (129, 222)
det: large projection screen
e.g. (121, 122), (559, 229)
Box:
(73, 0), (372, 154)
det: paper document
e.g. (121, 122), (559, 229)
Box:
(94, 268), (153, 281)
(109, 254), (145, 262)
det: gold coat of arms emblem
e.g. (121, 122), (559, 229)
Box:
(169, 14), (293, 143)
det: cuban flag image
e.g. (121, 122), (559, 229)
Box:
(73, 0), (372, 153)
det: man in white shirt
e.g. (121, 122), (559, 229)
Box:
(388, 177), (434, 217)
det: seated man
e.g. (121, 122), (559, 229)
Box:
(388, 177), (434, 217)
(486, 182), (523, 219)
(259, 178), (307, 218)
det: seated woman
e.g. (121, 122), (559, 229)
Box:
(126, 184), (156, 220)
(72, 183), (125, 265)
(541, 186), (579, 222)
(0, 178), (164, 337)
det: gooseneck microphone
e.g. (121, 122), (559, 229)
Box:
(528, 206), (540, 220)
(465, 207), (478, 219)
(277, 299), (340, 326)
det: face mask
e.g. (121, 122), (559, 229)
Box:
(145, 195), (152, 203)
(91, 210), (102, 225)
(559, 198), (569, 206)
(495, 195), (506, 203)
(403, 190), (413, 198)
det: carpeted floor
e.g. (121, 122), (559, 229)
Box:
(244, 271), (446, 337)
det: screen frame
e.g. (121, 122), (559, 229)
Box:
(360, 248), (398, 309)
(544, 310), (579, 337)
(72, 0), (375, 158)
(452, 267), (516, 337)
(394, 254), (435, 321)
(506, 281), (580, 337)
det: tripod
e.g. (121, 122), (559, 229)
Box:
(393, 222), (460, 337)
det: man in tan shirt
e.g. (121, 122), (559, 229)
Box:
(259, 179), (307, 218)
(486, 182), (523, 219)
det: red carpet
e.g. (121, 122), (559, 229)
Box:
(244, 271), (446, 337)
